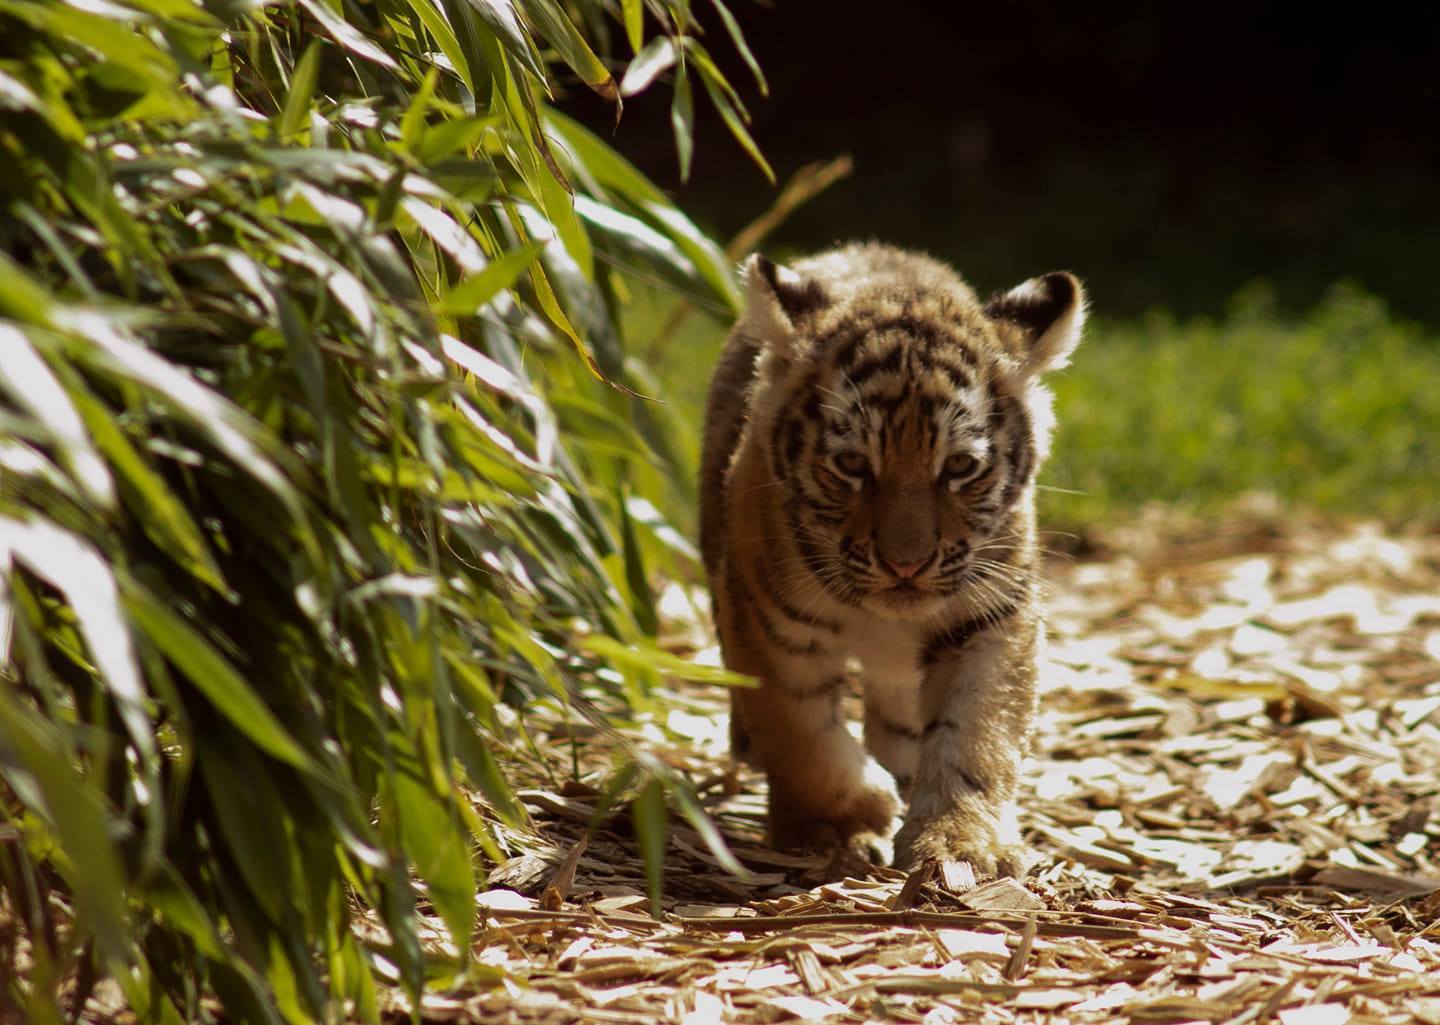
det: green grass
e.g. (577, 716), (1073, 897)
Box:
(1044, 283), (1440, 527)
(637, 280), (1440, 532)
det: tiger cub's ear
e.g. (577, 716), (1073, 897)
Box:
(740, 254), (828, 354)
(985, 271), (1087, 378)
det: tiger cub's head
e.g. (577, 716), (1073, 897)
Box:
(739, 243), (1085, 619)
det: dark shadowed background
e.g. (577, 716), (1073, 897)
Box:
(574, 2), (1440, 323)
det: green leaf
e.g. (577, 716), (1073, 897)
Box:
(543, 110), (666, 204)
(670, 780), (750, 879)
(0, 325), (114, 508)
(632, 777), (667, 917)
(418, 114), (500, 163)
(527, 256), (610, 384)
(579, 635), (755, 686)
(452, 726), (526, 827)
(691, 44), (773, 182)
(402, 69), (439, 156)
(6, 3), (177, 93)
(620, 36), (676, 98)
(456, 0), (547, 83)
(123, 585), (315, 772)
(295, 0), (399, 69)
(517, 141), (594, 279)
(278, 39), (323, 138)
(1, 517), (154, 762)
(621, 0), (643, 53)
(390, 761), (476, 950)
(0, 689), (131, 965)
(519, 0), (617, 99)
(671, 61), (694, 182)
(544, 111), (741, 310)
(618, 487), (657, 635)
(195, 741), (292, 924)
(0, 251), (57, 325)
(404, 0), (474, 91)
(147, 868), (228, 962)
(66, 380), (227, 594)
(573, 195), (715, 306)
(57, 309), (308, 523)
(708, 0), (767, 95)
(550, 391), (654, 461)
(440, 240), (546, 315)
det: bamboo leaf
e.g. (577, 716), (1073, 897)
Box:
(573, 195), (715, 304)
(65, 380), (227, 594)
(671, 60), (694, 182)
(0, 517), (154, 761)
(0, 325), (114, 508)
(621, 0), (643, 53)
(452, 727), (527, 827)
(519, 0), (617, 99)
(0, 688), (132, 964)
(418, 114), (500, 162)
(544, 111), (741, 310)
(404, 0), (474, 91)
(391, 762), (476, 950)
(692, 48), (773, 182)
(56, 310), (308, 520)
(579, 634), (756, 686)
(670, 781), (749, 879)
(527, 257), (609, 384)
(295, 0), (399, 69)
(708, 0), (767, 95)
(441, 240), (546, 315)
(632, 777), (667, 917)
(123, 585), (315, 772)
(278, 39), (324, 138)
(620, 36), (676, 98)
(195, 742), (292, 923)
(146, 868), (228, 962)
(456, 0), (547, 83)
(618, 486), (657, 635)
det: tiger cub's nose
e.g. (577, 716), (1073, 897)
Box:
(881, 555), (932, 579)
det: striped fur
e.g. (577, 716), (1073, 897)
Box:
(701, 243), (1086, 873)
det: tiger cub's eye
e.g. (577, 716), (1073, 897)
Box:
(943, 452), (980, 491)
(834, 450), (870, 477)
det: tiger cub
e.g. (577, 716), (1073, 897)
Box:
(699, 243), (1085, 875)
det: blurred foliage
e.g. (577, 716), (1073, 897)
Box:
(0, 0), (764, 1020)
(1043, 283), (1440, 526)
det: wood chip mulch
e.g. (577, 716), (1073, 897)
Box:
(418, 516), (1440, 1025)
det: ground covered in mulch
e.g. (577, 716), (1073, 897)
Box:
(430, 515), (1440, 1025)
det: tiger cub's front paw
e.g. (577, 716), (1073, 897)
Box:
(892, 812), (1029, 878)
(768, 759), (902, 857)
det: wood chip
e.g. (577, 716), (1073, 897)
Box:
(958, 878), (1046, 913)
(938, 859), (977, 893)
(1311, 866), (1440, 897)
(934, 928), (1009, 963)
(1277, 1005), (1351, 1025)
